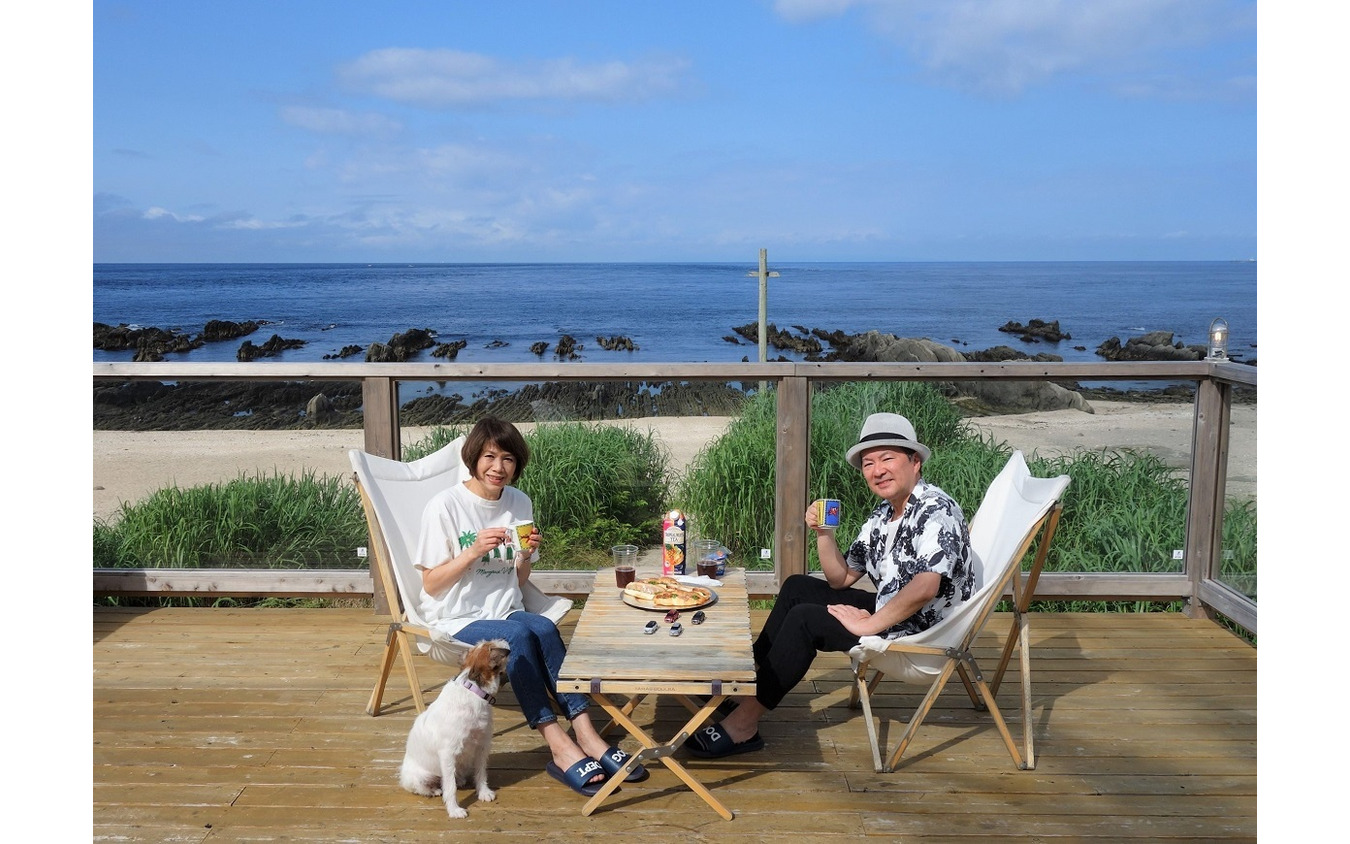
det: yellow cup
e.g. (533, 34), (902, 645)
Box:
(513, 521), (535, 549)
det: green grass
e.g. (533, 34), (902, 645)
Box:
(93, 470), (366, 569)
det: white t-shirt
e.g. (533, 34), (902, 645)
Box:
(412, 481), (537, 637)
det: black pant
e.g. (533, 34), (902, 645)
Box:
(752, 573), (876, 710)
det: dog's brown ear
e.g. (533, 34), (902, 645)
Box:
(489, 642), (510, 670)
(458, 645), (482, 673)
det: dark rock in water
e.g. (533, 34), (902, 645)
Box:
(811, 328), (852, 347)
(95, 322), (205, 359)
(597, 335), (639, 351)
(555, 335), (580, 360)
(732, 322), (821, 355)
(963, 345), (1062, 364)
(722, 335), (742, 345)
(366, 327), (437, 362)
(324, 344), (364, 360)
(96, 320), (267, 360)
(999, 319), (1071, 343)
(201, 320), (260, 342)
(833, 332), (966, 364)
(531, 341), (550, 356)
(1096, 331), (1205, 362)
(238, 334), (306, 361)
(485, 339), (509, 348)
(432, 339), (468, 360)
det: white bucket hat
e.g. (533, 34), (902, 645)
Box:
(845, 412), (932, 468)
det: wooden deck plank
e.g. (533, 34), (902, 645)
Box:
(93, 606), (1257, 841)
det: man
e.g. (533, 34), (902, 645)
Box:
(685, 412), (976, 758)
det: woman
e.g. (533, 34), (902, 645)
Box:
(412, 416), (647, 796)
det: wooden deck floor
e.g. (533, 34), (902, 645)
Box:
(93, 606), (1256, 842)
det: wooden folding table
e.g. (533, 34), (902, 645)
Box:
(557, 567), (757, 820)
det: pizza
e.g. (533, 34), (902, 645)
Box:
(623, 576), (713, 609)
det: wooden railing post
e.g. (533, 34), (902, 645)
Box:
(1184, 375), (1231, 619)
(361, 376), (400, 615)
(362, 376), (401, 460)
(775, 376), (811, 584)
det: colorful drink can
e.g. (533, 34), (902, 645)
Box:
(662, 509), (687, 575)
(815, 499), (842, 530)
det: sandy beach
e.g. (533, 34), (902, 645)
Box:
(92, 400), (1256, 522)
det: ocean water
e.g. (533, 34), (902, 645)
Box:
(92, 261), (1257, 374)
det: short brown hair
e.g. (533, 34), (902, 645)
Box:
(461, 416), (530, 481)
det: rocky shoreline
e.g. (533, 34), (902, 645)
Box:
(93, 321), (1255, 432)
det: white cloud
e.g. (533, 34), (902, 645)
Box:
(336, 47), (690, 108)
(775, 0), (1254, 97)
(143, 206), (203, 223)
(216, 217), (307, 231)
(279, 105), (402, 137)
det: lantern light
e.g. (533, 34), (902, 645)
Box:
(1207, 318), (1229, 361)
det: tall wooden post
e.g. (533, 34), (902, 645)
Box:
(362, 377), (401, 460)
(1183, 376), (1231, 619)
(775, 375), (811, 583)
(361, 377), (401, 614)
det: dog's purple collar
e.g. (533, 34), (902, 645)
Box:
(460, 678), (496, 705)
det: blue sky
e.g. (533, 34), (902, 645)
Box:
(90, 0), (1258, 263)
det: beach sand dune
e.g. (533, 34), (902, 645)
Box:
(92, 401), (1255, 523)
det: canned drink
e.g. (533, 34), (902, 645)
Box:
(662, 509), (687, 575)
(815, 499), (842, 530)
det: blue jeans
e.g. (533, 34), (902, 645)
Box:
(456, 611), (589, 729)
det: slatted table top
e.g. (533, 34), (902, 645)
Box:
(558, 567), (757, 696)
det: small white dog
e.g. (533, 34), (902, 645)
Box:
(399, 639), (511, 819)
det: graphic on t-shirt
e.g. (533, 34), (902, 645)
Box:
(460, 529), (517, 562)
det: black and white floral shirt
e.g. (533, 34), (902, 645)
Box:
(843, 478), (975, 638)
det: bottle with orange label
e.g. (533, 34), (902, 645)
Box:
(661, 509), (687, 575)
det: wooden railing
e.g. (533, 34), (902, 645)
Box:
(92, 359), (1257, 634)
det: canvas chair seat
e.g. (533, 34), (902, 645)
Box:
(848, 450), (1069, 772)
(350, 437), (572, 716)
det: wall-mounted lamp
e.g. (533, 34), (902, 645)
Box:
(1207, 317), (1229, 361)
